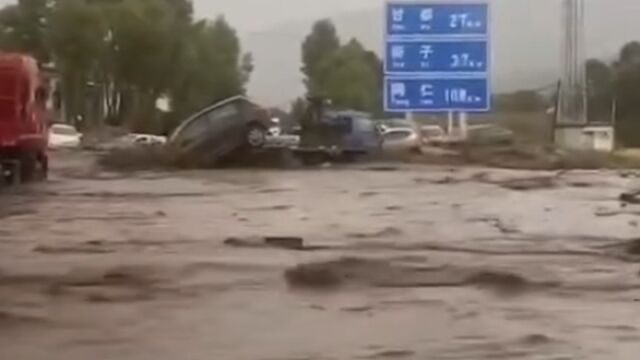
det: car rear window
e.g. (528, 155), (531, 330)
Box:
(422, 128), (444, 137)
(353, 117), (376, 132)
(52, 126), (78, 136)
(384, 130), (412, 141)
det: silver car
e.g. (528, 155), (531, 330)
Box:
(382, 127), (422, 153)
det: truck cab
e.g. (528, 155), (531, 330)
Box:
(295, 96), (382, 162)
(0, 53), (49, 184)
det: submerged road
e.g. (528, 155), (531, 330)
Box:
(1, 151), (640, 359)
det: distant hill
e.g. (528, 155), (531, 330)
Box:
(244, 0), (640, 107)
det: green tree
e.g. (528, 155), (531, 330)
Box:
(0, 0), (51, 63)
(301, 19), (340, 96)
(2, 0), (250, 133)
(168, 17), (252, 127)
(48, 0), (106, 127)
(315, 39), (382, 114)
(289, 97), (307, 125)
(585, 59), (613, 122)
(301, 20), (383, 116)
(618, 41), (640, 66)
(494, 90), (546, 112)
(612, 42), (640, 146)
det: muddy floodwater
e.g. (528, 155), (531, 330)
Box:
(2, 151), (640, 360)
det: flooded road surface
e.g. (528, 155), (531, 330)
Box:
(2, 151), (640, 360)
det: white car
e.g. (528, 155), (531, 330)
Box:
(420, 125), (446, 145)
(94, 133), (167, 151)
(382, 127), (422, 153)
(49, 124), (81, 149)
(130, 134), (167, 146)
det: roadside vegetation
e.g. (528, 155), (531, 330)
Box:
(0, 0), (252, 134)
(4, 1), (640, 171)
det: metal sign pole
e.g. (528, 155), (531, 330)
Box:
(447, 111), (454, 134)
(459, 112), (469, 139)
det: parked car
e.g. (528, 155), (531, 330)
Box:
(49, 124), (81, 149)
(382, 127), (422, 153)
(90, 133), (165, 151)
(430, 125), (514, 148)
(420, 125), (446, 145)
(130, 134), (166, 146)
(168, 95), (277, 165)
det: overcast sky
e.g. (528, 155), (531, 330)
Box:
(194, 0), (381, 34)
(0, 0), (378, 34)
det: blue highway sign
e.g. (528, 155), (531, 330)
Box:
(384, 77), (489, 112)
(386, 3), (488, 37)
(385, 39), (488, 73)
(384, 2), (490, 112)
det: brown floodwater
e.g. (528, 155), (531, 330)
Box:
(1, 151), (640, 360)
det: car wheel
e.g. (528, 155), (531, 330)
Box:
(246, 124), (267, 148)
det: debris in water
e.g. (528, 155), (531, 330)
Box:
(468, 217), (520, 234)
(284, 257), (541, 295)
(498, 176), (557, 191)
(224, 236), (327, 251)
(285, 262), (342, 288)
(430, 176), (459, 185)
(366, 166), (400, 172)
(0, 311), (50, 327)
(361, 349), (416, 359)
(520, 334), (554, 346)
(359, 191), (379, 198)
(627, 239), (640, 255)
(34, 244), (114, 255)
(347, 227), (404, 239)
(465, 271), (531, 295)
(567, 181), (594, 188)
(264, 237), (305, 250)
(341, 305), (373, 313)
(57, 266), (161, 288)
(620, 191), (640, 205)
(385, 205), (403, 211)
(597, 239), (640, 261)
(256, 188), (294, 194)
(244, 205), (293, 211)
(470, 172), (490, 182)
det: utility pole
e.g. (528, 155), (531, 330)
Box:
(558, 0), (587, 126)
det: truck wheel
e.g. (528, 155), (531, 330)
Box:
(20, 154), (36, 183)
(38, 153), (48, 180)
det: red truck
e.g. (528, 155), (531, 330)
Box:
(0, 53), (49, 184)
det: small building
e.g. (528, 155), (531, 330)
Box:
(582, 126), (615, 152)
(554, 124), (615, 152)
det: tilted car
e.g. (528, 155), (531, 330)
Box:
(167, 95), (277, 166)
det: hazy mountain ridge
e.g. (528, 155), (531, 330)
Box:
(246, 0), (640, 107)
